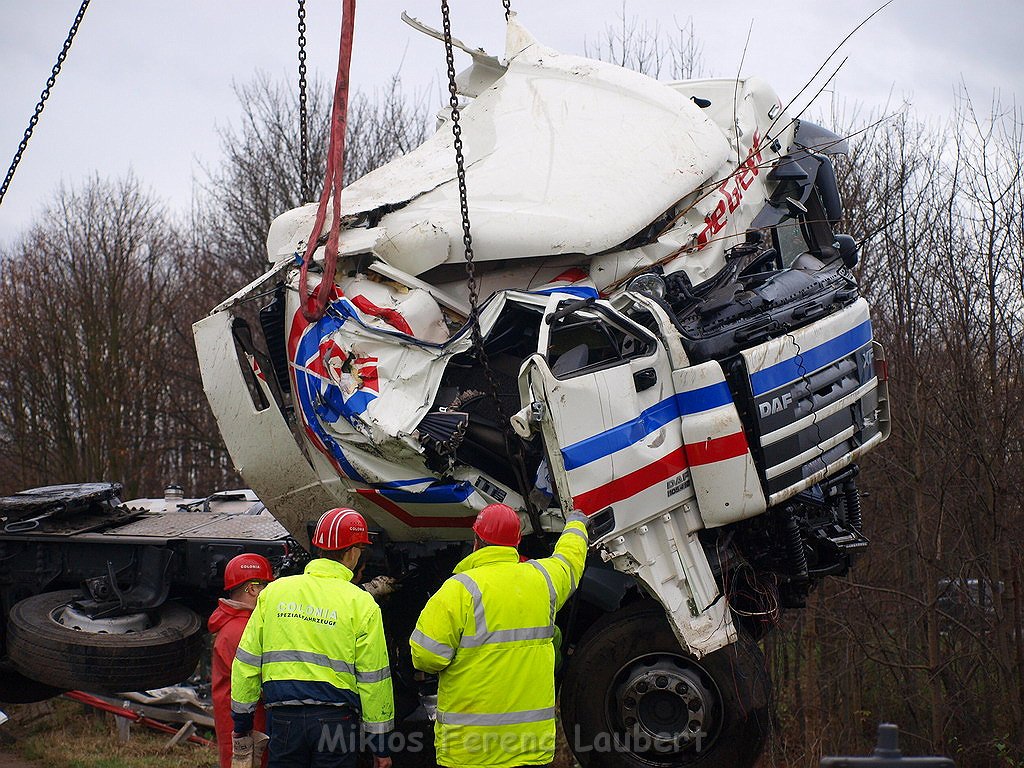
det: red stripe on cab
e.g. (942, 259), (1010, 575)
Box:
(355, 489), (477, 529)
(571, 447), (689, 515)
(686, 431), (749, 466)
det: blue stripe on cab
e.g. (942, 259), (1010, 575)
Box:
(376, 477), (438, 489)
(562, 397), (679, 471)
(560, 382), (734, 471)
(377, 482), (475, 504)
(534, 286), (600, 299)
(750, 320), (872, 396)
(675, 381), (733, 415)
(292, 318), (367, 484)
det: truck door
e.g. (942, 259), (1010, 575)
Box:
(520, 295), (686, 528)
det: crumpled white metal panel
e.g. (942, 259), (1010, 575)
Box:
(266, 16), (730, 274)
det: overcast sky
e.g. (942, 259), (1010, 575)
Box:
(1, 0), (1020, 245)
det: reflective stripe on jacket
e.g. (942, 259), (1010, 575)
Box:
(231, 558), (394, 753)
(411, 512), (588, 768)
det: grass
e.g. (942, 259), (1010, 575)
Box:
(1, 697), (579, 768)
(2, 698), (216, 768)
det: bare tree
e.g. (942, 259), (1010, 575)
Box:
(194, 72), (432, 287)
(764, 92), (1024, 766)
(191, 72), (332, 286)
(584, 7), (708, 80)
(0, 175), (195, 496)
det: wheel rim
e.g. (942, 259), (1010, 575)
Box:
(53, 603), (152, 634)
(609, 652), (721, 765)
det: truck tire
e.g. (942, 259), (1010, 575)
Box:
(6, 590), (204, 692)
(560, 601), (770, 768)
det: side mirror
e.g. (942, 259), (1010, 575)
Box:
(835, 234), (859, 268)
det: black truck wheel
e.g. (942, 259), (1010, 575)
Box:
(7, 590), (204, 692)
(561, 601), (770, 768)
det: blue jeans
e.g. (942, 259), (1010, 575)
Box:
(266, 704), (359, 768)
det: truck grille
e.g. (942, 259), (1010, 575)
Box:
(730, 299), (885, 503)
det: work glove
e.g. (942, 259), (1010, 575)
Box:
(252, 731), (269, 767)
(232, 731), (268, 768)
(419, 692), (439, 721)
(231, 733), (253, 768)
(363, 575), (397, 599)
(566, 509), (592, 534)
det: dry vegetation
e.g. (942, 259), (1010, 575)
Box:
(0, 698), (577, 768)
(1, 699), (214, 768)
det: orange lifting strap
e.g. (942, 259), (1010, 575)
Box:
(298, 0), (357, 323)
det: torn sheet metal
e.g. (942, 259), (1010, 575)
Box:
(267, 15), (731, 275)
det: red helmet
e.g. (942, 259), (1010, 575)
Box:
(312, 507), (371, 551)
(473, 503), (522, 547)
(224, 553), (274, 592)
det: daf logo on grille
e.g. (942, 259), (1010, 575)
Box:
(759, 393), (793, 417)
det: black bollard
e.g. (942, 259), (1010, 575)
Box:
(820, 724), (955, 767)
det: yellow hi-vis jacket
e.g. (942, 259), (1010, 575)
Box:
(231, 558), (394, 754)
(410, 512), (589, 768)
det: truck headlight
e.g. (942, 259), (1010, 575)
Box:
(627, 273), (666, 299)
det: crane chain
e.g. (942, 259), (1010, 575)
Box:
(297, 0), (311, 202)
(439, 0), (542, 530)
(502, 0), (512, 21)
(439, 1), (487, 374)
(436, 3), (475, 315)
(0, 0), (91, 208)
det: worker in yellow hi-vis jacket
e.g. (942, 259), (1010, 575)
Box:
(410, 503), (589, 768)
(232, 508), (394, 768)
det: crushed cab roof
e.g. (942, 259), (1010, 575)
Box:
(267, 16), (731, 276)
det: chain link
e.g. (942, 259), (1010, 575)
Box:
(502, 0), (512, 22)
(440, 1), (483, 343)
(0, 0), (91, 208)
(440, 1), (540, 526)
(297, 0), (311, 202)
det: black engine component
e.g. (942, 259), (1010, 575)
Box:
(666, 250), (858, 363)
(715, 473), (869, 613)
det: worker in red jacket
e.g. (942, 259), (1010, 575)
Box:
(209, 553), (275, 768)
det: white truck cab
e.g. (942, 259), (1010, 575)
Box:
(194, 17), (889, 768)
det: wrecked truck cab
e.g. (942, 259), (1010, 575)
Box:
(195, 16), (889, 768)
